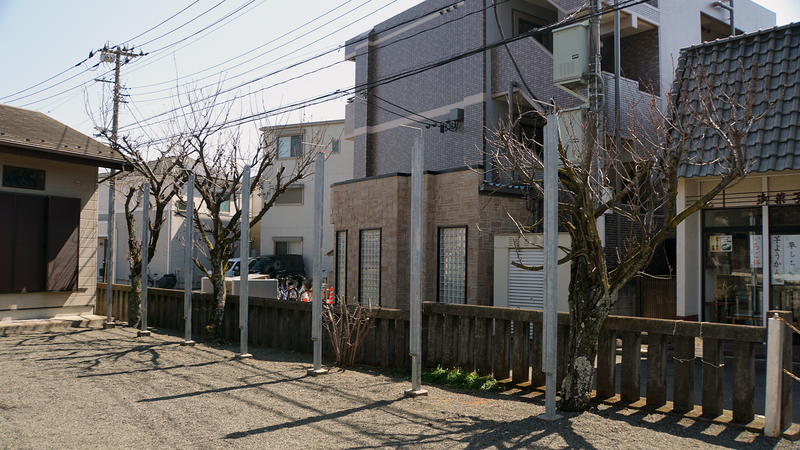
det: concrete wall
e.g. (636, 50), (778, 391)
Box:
(0, 154), (99, 321)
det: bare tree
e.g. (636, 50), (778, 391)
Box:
(93, 106), (187, 328)
(172, 88), (326, 340)
(488, 56), (777, 411)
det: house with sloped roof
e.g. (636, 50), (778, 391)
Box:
(0, 103), (126, 322)
(673, 22), (800, 330)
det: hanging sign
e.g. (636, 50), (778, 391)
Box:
(750, 235), (762, 268)
(709, 235), (732, 252)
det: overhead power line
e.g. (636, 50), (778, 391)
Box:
(129, 0), (650, 145)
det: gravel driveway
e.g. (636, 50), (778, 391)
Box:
(0, 327), (797, 449)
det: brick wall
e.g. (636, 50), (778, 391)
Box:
(601, 28), (661, 95)
(348, 0), (486, 177)
(331, 169), (531, 309)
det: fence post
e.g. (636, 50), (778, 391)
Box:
(764, 313), (784, 438)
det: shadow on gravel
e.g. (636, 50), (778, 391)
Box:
(591, 404), (779, 449)
(224, 398), (400, 440)
(139, 374), (307, 403)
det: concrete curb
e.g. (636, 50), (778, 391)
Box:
(0, 315), (106, 336)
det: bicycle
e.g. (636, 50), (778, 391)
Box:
(277, 275), (302, 301)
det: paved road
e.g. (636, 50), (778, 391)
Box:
(0, 326), (798, 449)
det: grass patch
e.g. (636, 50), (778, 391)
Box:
(422, 365), (502, 392)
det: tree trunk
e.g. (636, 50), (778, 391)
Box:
(204, 255), (228, 339)
(560, 289), (616, 411)
(128, 272), (142, 328)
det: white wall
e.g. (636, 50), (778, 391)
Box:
(0, 155), (99, 320)
(258, 121), (353, 282)
(659, 0), (776, 98)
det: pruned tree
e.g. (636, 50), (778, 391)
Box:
(171, 88), (326, 340)
(92, 107), (187, 329)
(487, 55), (779, 411)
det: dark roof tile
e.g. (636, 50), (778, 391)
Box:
(675, 22), (800, 178)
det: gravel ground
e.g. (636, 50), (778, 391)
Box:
(0, 327), (797, 450)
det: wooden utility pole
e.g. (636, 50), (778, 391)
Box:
(97, 44), (144, 329)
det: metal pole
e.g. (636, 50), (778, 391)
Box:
(538, 113), (562, 421)
(764, 313), (784, 437)
(138, 183), (151, 337)
(614, 0), (622, 262)
(406, 133), (427, 397)
(182, 174), (196, 346)
(237, 166), (252, 359)
(104, 176), (116, 328)
(103, 48), (123, 330)
(308, 152), (327, 375)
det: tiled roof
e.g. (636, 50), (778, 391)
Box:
(0, 103), (126, 169)
(673, 22), (800, 178)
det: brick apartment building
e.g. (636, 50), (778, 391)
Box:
(331, 0), (775, 310)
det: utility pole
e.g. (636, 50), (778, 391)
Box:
(97, 44), (144, 329)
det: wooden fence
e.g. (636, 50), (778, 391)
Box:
(96, 283), (794, 430)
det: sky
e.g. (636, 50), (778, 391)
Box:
(0, 0), (798, 149)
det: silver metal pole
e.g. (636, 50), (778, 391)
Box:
(764, 313), (784, 437)
(539, 113), (562, 421)
(182, 174), (196, 346)
(138, 183), (151, 337)
(237, 166), (252, 359)
(308, 152), (327, 375)
(406, 134), (427, 397)
(104, 175), (116, 329)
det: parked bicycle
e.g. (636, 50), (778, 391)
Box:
(277, 275), (303, 301)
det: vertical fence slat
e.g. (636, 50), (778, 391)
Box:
(426, 314), (441, 368)
(380, 318), (390, 367)
(620, 330), (642, 402)
(596, 328), (617, 399)
(494, 319), (510, 381)
(702, 337), (724, 418)
(474, 317), (492, 377)
(442, 314), (456, 368)
(646, 333), (668, 408)
(672, 335), (695, 413)
(457, 316), (474, 371)
(776, 310), (793, 430)
(365, 317), (378, 365)
(556, 325), (569, 389)
(530, 321), (545, 388)
(732, 340), (755, 424)
(512, 320), (529, 384)
(395, 318), (407, 369)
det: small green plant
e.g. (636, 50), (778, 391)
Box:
(422, 365), (501, 391)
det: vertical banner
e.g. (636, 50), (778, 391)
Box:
(784, 235), (800, 281)
(750, 235), (762, 268)
(771, 235), (784, 285)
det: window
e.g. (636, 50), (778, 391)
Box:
(275, 186), (303, 205)
(514, 10), (552, 52)
(2, 166), (45, 190)
(359, 229), (380, 306)
(274, 239), (302, 255)
(331, 140), (340, 153)
(438, 227), (467, 304)
(336, 231), (347, 298)
(213, 192), (230, 213)
(0, 193), (79, 293)
(278, 135), (302, 158)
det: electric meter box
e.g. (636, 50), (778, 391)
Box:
(552, 21), (590, 89)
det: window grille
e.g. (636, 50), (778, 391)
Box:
(359, 229), (380, 306)
(336, 231), (347, 298)
(438, 226), (467, 304)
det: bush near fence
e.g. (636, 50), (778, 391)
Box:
(96, 283), (794, 431)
